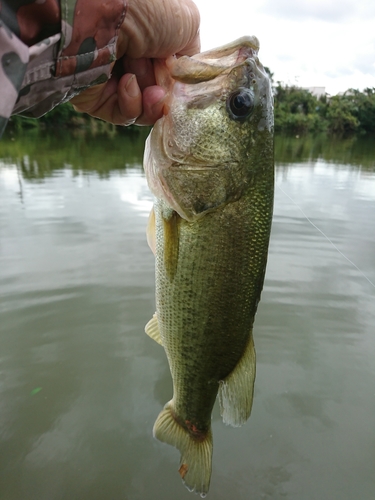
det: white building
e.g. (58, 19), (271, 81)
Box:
(303, 86), (326, 98)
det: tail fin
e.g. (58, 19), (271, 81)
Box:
(153, 401), (212, 496)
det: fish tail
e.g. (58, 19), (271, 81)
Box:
(153, 401), (212, 496)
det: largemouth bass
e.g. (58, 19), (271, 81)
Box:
(144, 36), (274, 496)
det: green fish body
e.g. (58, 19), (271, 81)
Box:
(144, 37), (274, 496)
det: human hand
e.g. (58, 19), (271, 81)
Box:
(71, 0), (200, 126)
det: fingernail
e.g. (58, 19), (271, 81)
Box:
(125, 74), (139, 98)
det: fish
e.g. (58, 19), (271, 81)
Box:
(143, 36), (274, 496)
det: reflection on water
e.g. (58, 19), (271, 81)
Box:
(275, 133), (375, 169)
(1, 131), (375, 499)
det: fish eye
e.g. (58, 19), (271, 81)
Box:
(227, 89), (254, 121)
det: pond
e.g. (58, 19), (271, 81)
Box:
(0, 130), (374, 500)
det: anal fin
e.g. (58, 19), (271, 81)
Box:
(218, 332), (256, 427)
(145, 312), (162, 345)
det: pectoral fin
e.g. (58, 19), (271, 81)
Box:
(145, 312), (162, 345)
(162, 210), (180, 280)
(146, 207), (156, 256)
(218, 332), (256, 427)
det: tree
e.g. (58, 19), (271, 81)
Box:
(273, 84), (326, 134)
(326, 94), (359, 134)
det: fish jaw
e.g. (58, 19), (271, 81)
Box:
(144, 128), (245, 221)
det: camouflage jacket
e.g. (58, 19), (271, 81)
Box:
(0, 0), (126, 136)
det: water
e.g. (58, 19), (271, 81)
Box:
(1, 130), (374, 499)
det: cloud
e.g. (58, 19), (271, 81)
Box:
(351, 48), (375, 76)
(259, 0), (371, 23)
(324, 66), (358, 79)
(195, 0), (375, 94)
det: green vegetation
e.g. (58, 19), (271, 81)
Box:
(274, 84), (375, 136)
(2, 128), (374, 177)
(7, 102), (144, 137)
(274, 133), (375, 170)
(0, 126), (151, 180)
(6, 83), (375, 137)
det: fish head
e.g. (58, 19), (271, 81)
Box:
(144, 36), (274, 221)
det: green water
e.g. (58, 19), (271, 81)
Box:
(1, 130), (375, 500)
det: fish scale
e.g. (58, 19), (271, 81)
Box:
(144, 36), (274, 495)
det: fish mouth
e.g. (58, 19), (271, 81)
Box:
(166, 36), (260, 85)
(152, 36), (260, 95)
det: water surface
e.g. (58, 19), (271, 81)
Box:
(1, 131), (374, 499)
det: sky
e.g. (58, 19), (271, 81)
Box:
(194, 0), (375, 95)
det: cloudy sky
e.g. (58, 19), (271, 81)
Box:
(194, 0), (375, 95)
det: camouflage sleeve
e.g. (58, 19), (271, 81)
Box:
(0, 0), (126, 137)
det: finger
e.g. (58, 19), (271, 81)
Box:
(176, 2), (201, 58)
(177, 31), (200, 57)
(83, 73), (143, 126)
(112, 73), (143, 125)
(118, 0), (201, 59)
(123, 57), (157, 90)
(135, 85), (166, 126)
(179, 0), (201, 56)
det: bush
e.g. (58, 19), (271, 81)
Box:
(8, 83), (375, 137)
(274, 84), (326, 134)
